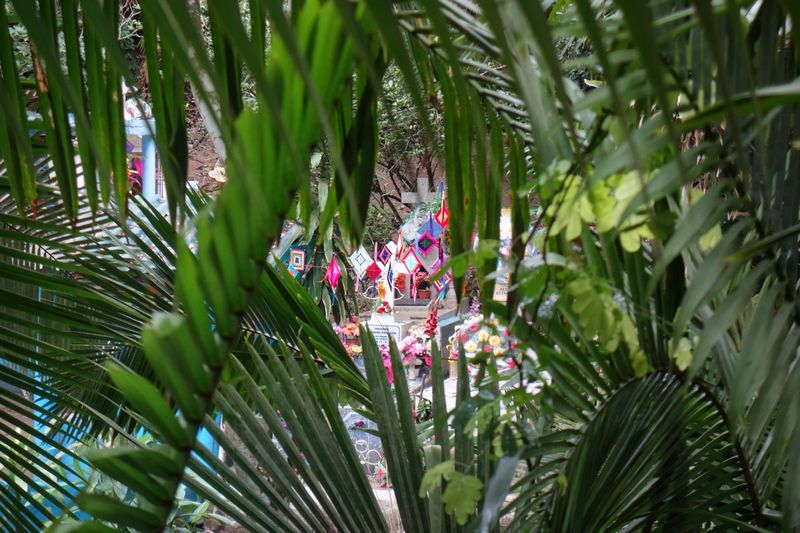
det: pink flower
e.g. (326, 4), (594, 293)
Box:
(380, 344), (395, 384)
(469, 323), (479, 332)
(459, 332), (468, 342)
(509, 341), (518, 350)
(383, 360), (394, 384)
(483, 344), (492, 352)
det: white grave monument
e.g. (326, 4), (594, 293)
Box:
(365, 312), (409, 347)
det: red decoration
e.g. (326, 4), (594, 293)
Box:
(434, 194), (449, 227)
(365, 261), (382, 282)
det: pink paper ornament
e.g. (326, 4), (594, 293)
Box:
(325, 255), (342, 288)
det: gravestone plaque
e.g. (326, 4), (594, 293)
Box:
(366, 314), (408, 346)
(492, 282), (508, 302)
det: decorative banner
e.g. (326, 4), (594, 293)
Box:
(289, 249), (307, 271)
(287, 264), (301, 279)
(429, 257), (443, 276)
(417, 231), (438, 255)
(396, 229), (405, 259)
(325, 255), (342, 288)
(438, 279), (448, 301)
(349, 246), (371, 275)
(434, 192), (449, 227)
(377, 245), (392, 266)
(365, 261), (382, 282)
(419, 213), (444, 238)
(436, 270), (452, 300)
(402, 248), (422, 273)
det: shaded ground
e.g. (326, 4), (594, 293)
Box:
(186, 107), (222, 194)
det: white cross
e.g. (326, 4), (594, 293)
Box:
(400, 177), (436, 205)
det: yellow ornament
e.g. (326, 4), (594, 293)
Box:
(377, 281), (386, 299)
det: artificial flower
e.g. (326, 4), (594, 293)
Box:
(489, 335), (502, 346)
(464, 341), (478, 353)
(478, 329), (490, 342)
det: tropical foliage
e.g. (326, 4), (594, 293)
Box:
(0, 0), (799, 531)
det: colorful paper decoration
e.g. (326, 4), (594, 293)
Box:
(349, 246), (371, 275)
(423, 220), (444, 238)
(419, 213), (444, 238)
(287, 264), (301, 279)
(289, 249), (306, 271)
(417, 231), (438, 255)
(429, 257), (443, 275)
(434, 195), (449, 227)
(431, 276), (444, 292)
(324, 255), (342, 287)
(396, 229), (405, 259)
(365, 261), (382, 282)
(402, 248), (422, 273)
(378, 245), (392, 265)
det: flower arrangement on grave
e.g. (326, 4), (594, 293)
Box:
(333, 316), (362, 356)
(399, 324), (432, 369)
(335, 320), (360, 339)
(448, 314), (519, 368)
(375, 300), (393, 314)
